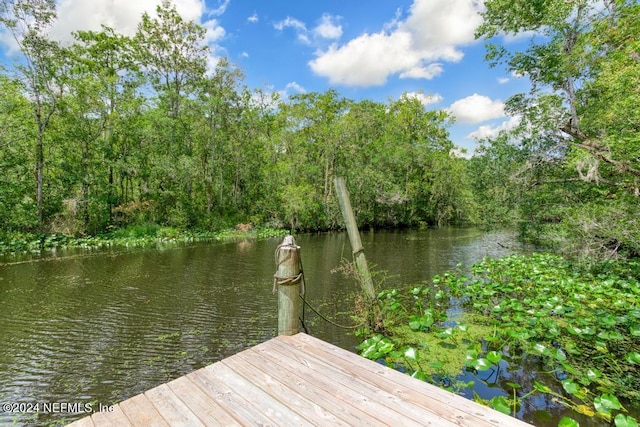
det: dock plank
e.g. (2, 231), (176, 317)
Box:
(165, 376), (241, 426)
(234, 344), (386, 426)
(66, 333), (531, 427)
(145, 384), (205, 427)
(247, 338), (432, 426)
(66, 415), (95, 427)
(187, 363), (284, 426)
(222, 349), (348, 426)
(286, 333), (531, 427)
(118, 393), (170, 427)
(88, 404), (132, 427)
(203, 361), (311, 426)
(266, 335), (458, 426)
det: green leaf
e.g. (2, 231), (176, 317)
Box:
(457, 324), (469, 332)
(532, 342), (550, 356)
(558, 417), (580, 427)
(486, 351), (502, 364)
(586, 368), (601, 380)
(626, 352), (640, 364)
(411, 370), (428, 382)
(404, 347), (418, 362)
(473, 358), (491, 372)
(490, 396), (510, 415)
(438, 327), (454, 339)
(409, 316), (422, 331)
(429, 361), (445, 370)
(614, 414), (639, 427)
(561, 379), (579, 395)
(594, 393), (622, 415)
(552, 348), (567, 361)
(377, 340), (395, 355)
(533, 380), (552, 394)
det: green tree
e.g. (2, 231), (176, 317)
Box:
(0, 0), (64, 230)
(475, 0), (640, 256)
(0, 74), (37, 230)
(134, 0), (208, 226)
(59, 26), (143, 232)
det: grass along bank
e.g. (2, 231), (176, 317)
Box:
(0, 224), (289, 256)
(357, 253), (640, 426)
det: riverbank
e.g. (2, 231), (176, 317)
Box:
(0, 224), (289, 256)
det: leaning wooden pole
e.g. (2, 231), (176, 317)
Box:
(334, 177), (376, 302)
(274, 235), (303, 336)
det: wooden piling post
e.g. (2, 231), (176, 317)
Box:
(334, 177), (376, 302)
(274, 235), (303, 336)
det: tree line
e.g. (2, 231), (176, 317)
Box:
(0, 0), (471, 237)
(1, 0), (638, 259)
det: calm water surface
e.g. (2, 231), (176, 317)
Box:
(0, 228), (534, 426)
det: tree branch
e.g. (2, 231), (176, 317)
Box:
(559, 123), (640, 178)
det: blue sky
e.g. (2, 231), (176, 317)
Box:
(0, 0), (530, 154)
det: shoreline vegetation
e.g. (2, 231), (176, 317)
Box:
(355, 254), (640, 426)
(0, 225), (289, 257)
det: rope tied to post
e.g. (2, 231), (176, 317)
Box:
(272, 238), (305, 294)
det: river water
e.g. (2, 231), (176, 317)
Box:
(0, 228), (527, 426)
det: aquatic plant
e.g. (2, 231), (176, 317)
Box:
(358, 253), (640, 426)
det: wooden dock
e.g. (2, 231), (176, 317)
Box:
(67, 333), (530, 426)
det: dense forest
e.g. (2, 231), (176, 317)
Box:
(0, 0), (638, 259)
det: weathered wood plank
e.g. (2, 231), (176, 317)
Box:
(89, 404), (132, 427)
(226, 345), (352, 426)
(117, 393), (170, 427)
(248, 337), (434, 426)
(285, 333), (532, 427)
(206, 361), (311, 426)
(186, 363), (283, 426)
(265, 336), (458, 426)
(165, 375), (241, 427)
(65, 415), (95, 427)
(234, 344), (386, 426)
(145, 384), (205, 427)
(268, 337), (457, 426)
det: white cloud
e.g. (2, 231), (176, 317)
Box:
(51, 0), (149, 41)
(265, 81), (306, 102)
(467, 116), (521, 140)
(274, 17), (305, 32)
(310, 31), (421, 86)
(497, 77), (510, 84)
(0, 28), (20, 55)
(312, 14), (342, 40)
(400, 64), (444, 80)
(48, 0), (213, 43)
(447, 94), (506, 124)
(17, 0), (227, 76)
(309, 0), (483, 86)
(403, 92), (443, 106)
(202, 18), (226, 45)
(207, 0), (230, 17)
(241, 52), (249, 58)
(247, 13), (259, 24)
(399, 0), (483, 59)
(283, 81), (306, 95)
(274, 17), (311, 45)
